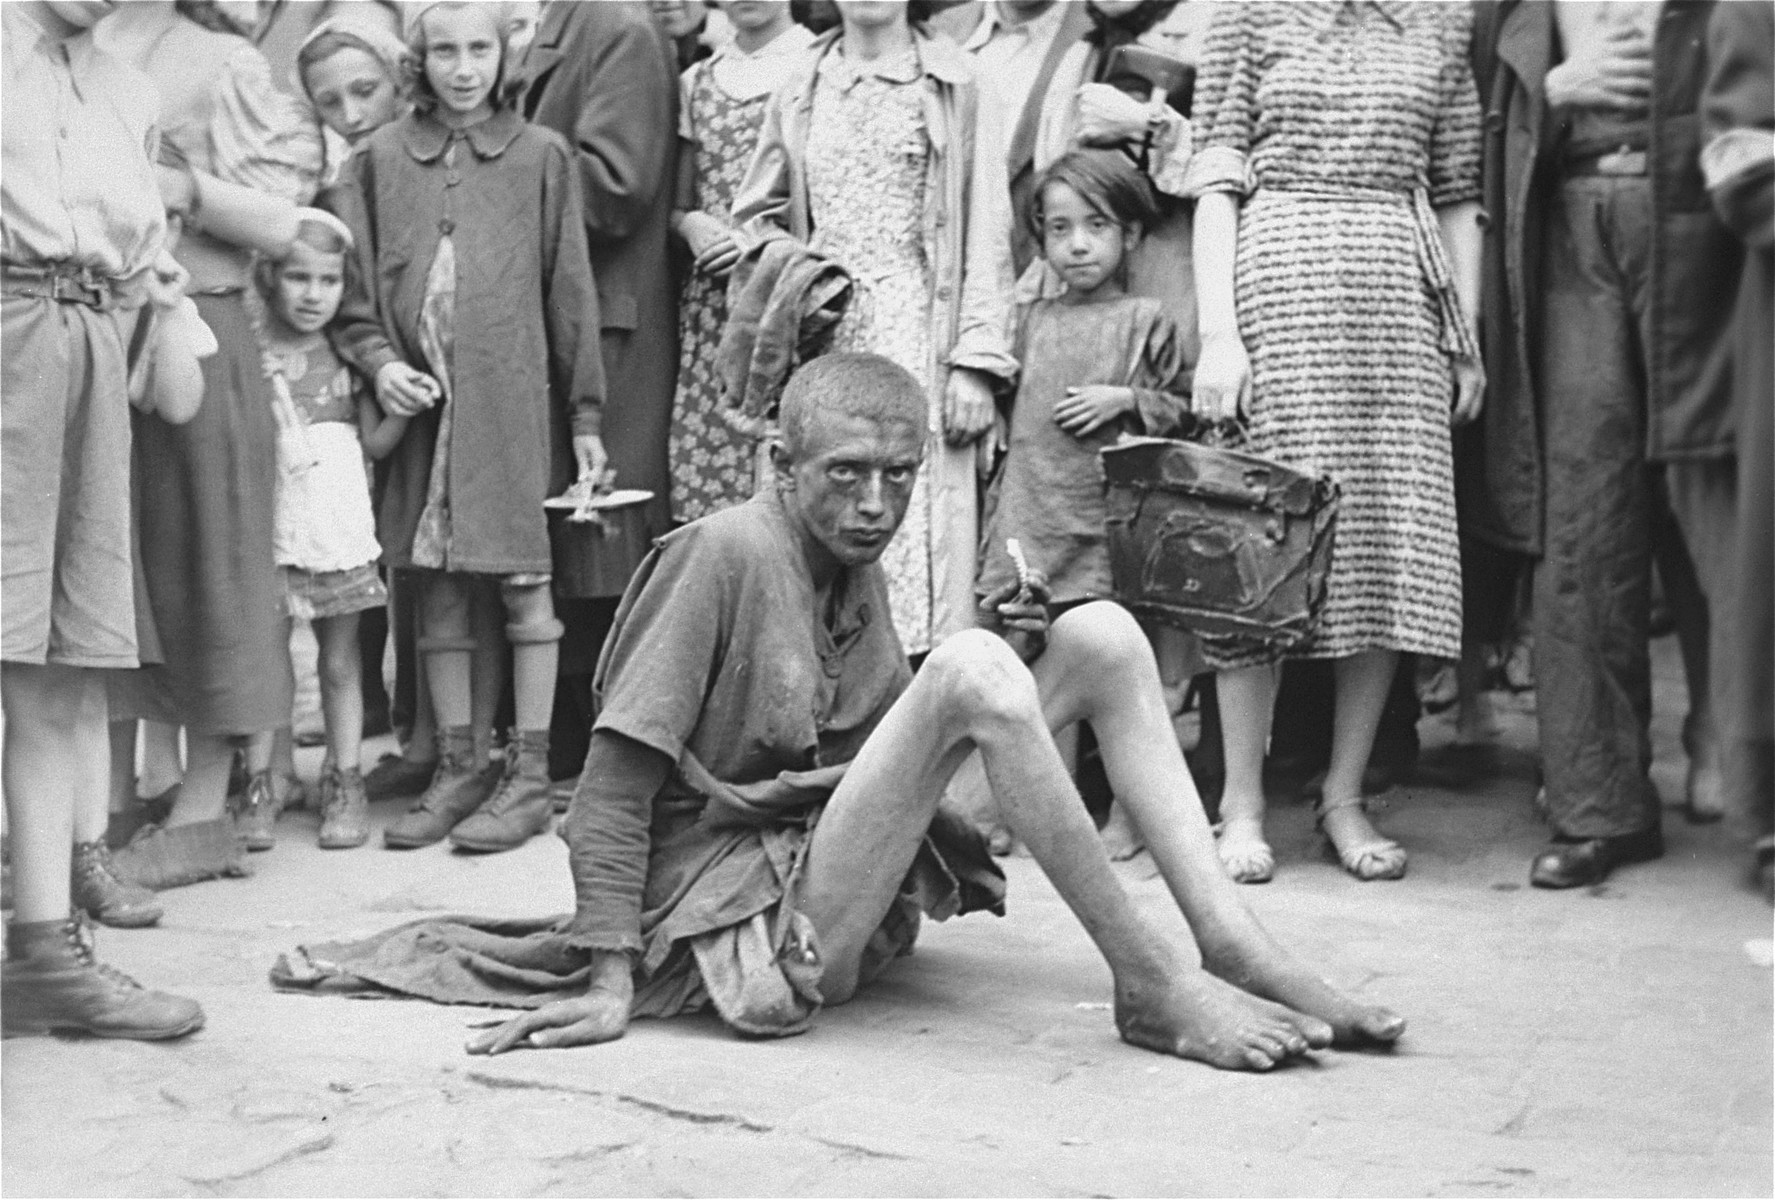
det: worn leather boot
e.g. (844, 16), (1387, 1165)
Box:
(71, 842), (163, 928)
(449, 729), (553, 854)
(384, 727), (498, 849)
(234, 771), (281, 852)
(109, 819), (252, 892)
(317, 767), (370, 850)
(2, 917), (204, 1040)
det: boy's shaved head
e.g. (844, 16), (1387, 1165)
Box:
(779, 353), (928, 461)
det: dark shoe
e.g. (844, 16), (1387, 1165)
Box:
(1529, 827), (1664, 889)
(71, 842), (162, 929)
(450, 730), (553, 854)
(363, 752), (438, 802)
(317, 767), (370, 849)
(384, 727), (496, 849)
(110, 820), (252, 892)
(233, 771), (281, 852)
(2, 917), (203, 1040)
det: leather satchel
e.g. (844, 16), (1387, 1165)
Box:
(1102, 435), (1339, 648)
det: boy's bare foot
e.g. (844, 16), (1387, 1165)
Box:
(1202, 940), (1405, 1047)
(1099, 801), (1145, 861)
(1113, 962), (1324, 1071)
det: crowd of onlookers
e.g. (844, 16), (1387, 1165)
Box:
(2, 0), (1769, 1042)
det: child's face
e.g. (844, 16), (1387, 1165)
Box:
(1039, 181), (1132, 295)
(305, 46), (400, 144)
(422, 4), (502, 120)
(268, 241), (345, 336)
(724, 1), (790, 36)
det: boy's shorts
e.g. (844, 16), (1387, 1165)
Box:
(1, 294), (137, 669)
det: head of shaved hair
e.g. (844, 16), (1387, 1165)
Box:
(778, 353), (930, 461)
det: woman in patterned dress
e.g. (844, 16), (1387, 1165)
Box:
(1183, 1), (1484, 882)
(732, 0), (1016, 657)
(668, 1), (813, 524)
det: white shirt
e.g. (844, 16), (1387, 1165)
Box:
(962, 1), (1071, 128)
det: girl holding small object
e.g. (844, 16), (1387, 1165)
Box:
(977, 149), (1191, 860)
(329, 1), (605, 855)
(257, 209), (406, 849)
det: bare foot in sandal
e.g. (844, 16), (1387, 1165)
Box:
(1317, 796), (1405, 881)
(1216, 812), (1274, 883)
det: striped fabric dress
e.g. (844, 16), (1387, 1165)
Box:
(1182, 0), (1481, 664)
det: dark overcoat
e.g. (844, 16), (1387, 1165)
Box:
(330, 108), (605, 574)
(1466, 0), (1741, 556)
(521, 0), (680, 546)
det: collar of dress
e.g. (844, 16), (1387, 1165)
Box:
(806, 25), (973, 92)
(1297, 1), (1409, 36)
(403, 107), (525, 164)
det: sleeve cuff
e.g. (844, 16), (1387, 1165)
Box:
(1179, 145), (1253, 200)
(570, 405), (603, 438)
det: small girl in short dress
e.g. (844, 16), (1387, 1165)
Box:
(977, 150), (1190, 860)
(257, 210), (406, 849)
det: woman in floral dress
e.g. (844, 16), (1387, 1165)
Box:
(668, 2), (813, 524)
(733, 0), (1016, 656)
(1184, 0), (1484, 883)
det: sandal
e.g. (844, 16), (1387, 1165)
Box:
(1215, 815), (1274, 884)
(1316, 795), (1406, 881)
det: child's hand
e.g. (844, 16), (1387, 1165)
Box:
(679, 212), (741, 278)
(376, 362), (439, 416)
(1053, 385), (1134, 437)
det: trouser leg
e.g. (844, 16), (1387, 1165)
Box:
(1533, 178), (1660, 838)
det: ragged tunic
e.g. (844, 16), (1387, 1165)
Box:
(566, 491), (1003, 1032)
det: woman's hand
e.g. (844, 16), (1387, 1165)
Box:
(1073, 82), (1152, 148)
(943, 368), (996, 446)
(1450, 356), (1485, 426)
(1053, 385), (1134, 438)
(1192, 331), (1251, 422)
(573, 433), (611, 486)
(678, 211), (742, 279)
(375, 362), (440, 417)
(978, 571), (1052, 664)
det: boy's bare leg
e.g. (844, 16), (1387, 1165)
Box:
(2, 664), (103, 921)
(799, 630), (1324, 1072)
(315, 615), (365, 773)
(1040, 604), (1405, 1045)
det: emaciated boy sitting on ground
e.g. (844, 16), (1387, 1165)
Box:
(280, 353), (1404, 1071)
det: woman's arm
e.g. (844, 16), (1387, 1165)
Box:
(1190, 191), (1249, 421)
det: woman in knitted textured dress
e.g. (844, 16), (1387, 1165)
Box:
(1183, 1), (1484, 883)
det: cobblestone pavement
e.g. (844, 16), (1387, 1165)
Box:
(4, 641), (1770, 1197)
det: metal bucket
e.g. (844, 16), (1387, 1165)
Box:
(546, 488), (654, 600)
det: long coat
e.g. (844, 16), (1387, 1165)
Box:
(1467, 0), (1741, 556)
(1701, 0), (1774, 748)
(330, 108), (605, 574)
(730, 27), (1018, 645)
(521, 0), (680, 547)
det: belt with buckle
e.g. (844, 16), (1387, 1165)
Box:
(1, 263), (115, 309)
(1562, 145), (1649, 178)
